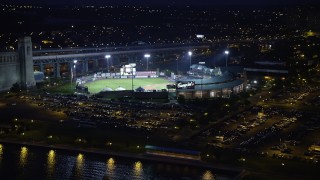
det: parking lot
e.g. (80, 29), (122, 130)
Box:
(195, 83), (320, 164)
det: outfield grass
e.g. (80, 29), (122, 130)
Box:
(85, 77), (172, 94)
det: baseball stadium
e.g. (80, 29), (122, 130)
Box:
(74, 62), (245, 99)
(74, 63), (173, 99)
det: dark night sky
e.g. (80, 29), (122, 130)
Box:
(2, 0), (320, 6)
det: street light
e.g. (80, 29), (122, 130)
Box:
(105, 55), (111, 73)
(224, 50), (229, 68)
(144, 54), (150, 71)
(188, 51), (192, 71)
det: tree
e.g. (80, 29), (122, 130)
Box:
(177, 95), (185, 103)
(10, 82), (21, 93)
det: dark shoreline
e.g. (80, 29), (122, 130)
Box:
(0, 138), (243, 177)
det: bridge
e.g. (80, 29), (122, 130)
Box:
(244, 68), (289, 74)
(32, 43), (210, 78)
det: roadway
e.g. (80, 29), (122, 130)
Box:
(32, 43), (210, 62)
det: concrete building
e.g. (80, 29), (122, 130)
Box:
(0, 37), (35, 91)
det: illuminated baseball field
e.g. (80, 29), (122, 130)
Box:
(84, 77), (172, 94)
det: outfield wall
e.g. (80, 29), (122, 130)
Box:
(77, 71), (158, 85)
(96, 90), (168, 99)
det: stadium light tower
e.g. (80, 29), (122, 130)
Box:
(130, 64), (135, 97)
(176, 58), (179, 75)
(144, 54), (150, 71)
(199, 61), (205, 99)
(71, 60), (77, 88)
(188, 51), (192, 71)
(73, 60), (78, 80)
(105, 54), (111, 72)
(224, 50), (229, 68)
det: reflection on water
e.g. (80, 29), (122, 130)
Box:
(47, 150), (56, 177)
(106, 157), (115, 177)
(0, 144), (3, 163)
(75, 153), (84, 178)
(133, 161), (143, 178)
(0, 144), (234, 179)
(19, 146), (28, 167)
(202, 170), (215, 180)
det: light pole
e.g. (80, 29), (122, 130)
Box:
(73, 60), (77, 81)
(199, 62), (205, 99)
(130, 64), (134, 97)
(176, 58), (179, 75)
(144, 54), (150, 71)
(105, 54), (111, 73)
(188, 51), (192, 71)
(71, 60), (77, 88)
(224, 50), (229, 68)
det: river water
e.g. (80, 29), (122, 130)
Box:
(0, 143), (236, 180)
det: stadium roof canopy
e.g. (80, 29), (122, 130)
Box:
(177, 66), (244, 92)
(136, 86), (145, 92)
(180, 71), (235, 84)
(115, 86), (126, 91)
(101, 87), (113, 92)
(177, 79), (243, 92)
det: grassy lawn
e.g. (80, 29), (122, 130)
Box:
(45, 78), (172, 94)
(84, 78), (172, 93)
(45, 82), (77, 94)
(1, 118), (151, 153)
